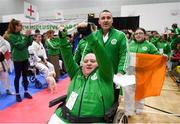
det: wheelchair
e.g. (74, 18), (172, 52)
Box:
(27, 65), (42, 89)
(49, 95), (128, 123)
(22, 53), (43, 89)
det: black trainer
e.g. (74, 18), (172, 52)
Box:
(6, 89), (13, 95)
(16, 94), (22, 102)
(24, 92), (32, 99)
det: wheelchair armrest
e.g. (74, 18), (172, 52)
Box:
(49, 95), (67, 107)
(104, 102), (119, 122)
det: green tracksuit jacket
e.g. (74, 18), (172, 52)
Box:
(46, 37), (61, 55)
(55, 33), (114, 122)
(129, 39), (159, 54)
(74, 38), (88, 65)
(82, 27), (128, 74)
(7, 32), (32, 61)
(156, 40), (171, 57)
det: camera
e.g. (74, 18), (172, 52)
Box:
(77, 22), (96, 37)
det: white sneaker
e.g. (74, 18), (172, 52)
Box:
(135, 109), (143, 114)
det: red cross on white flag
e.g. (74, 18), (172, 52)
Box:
(24, 2), (37, 19)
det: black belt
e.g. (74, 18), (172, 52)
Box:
(61, 106), (105, 123)
(1, 61), (6, 72)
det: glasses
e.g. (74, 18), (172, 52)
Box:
(134, 32), (144, 35)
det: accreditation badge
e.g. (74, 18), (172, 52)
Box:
(65, 91), (78, 110)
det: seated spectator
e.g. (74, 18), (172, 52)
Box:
(45, 30), (61, 81)
(28, 34), (55, 83)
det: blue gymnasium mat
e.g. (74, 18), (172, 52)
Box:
(0, 71), (67, 110)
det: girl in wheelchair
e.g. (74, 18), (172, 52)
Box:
(28, 33), (56, 92)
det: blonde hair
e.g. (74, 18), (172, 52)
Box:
(45, 30), (55, 39)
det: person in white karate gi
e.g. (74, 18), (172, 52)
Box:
(0, 35), (13, 95)
(28, 33), (55, 79)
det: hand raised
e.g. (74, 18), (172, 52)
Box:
(25, 29), (32, 36)
(58, 25), (67, 38)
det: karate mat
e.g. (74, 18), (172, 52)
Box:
(0, 77), (70, 123)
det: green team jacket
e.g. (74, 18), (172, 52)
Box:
(170, 36), (180, 50)
(74, 38), (88, 65)
(82, 27), (128, 74)
(129, 39), (159, 54)
(150, 36), (161, 46)
(46, 37), (61, 55)
(55, 33), (114, 121)
(174, 27), (180, 35)
(156, 40), (171, 57)
(7, 32), (32, 61)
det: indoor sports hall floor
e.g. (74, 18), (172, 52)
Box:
(0, 73), (179, 123)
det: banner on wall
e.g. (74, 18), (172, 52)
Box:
(22, 19), (86, 34)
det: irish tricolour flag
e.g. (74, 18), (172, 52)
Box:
(114, 53), (166, 100)
(130, 53), (166, 100)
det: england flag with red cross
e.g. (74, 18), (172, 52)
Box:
(24, 2), (37, 19)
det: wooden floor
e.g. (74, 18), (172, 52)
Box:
(119, 75), (180, 123)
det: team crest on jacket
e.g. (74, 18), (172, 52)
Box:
(111, 39), (117, 45)
(91, 73), (97, 80)
(142, 46), (148, 51)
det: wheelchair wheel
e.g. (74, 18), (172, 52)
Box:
(29, 75), (36, 82)
(113, 110), (128, 124)
(35, 80), (42, 89)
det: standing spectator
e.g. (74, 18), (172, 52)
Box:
(171, 23), (180, 35)
(7, 19), (33, 102)
(0, 35), (13, 95)
(150, 31), (161, 46)
(84, 10), (129, 103)
(124, 29), (133, 43)
(74, 22), (97, 65)
(34, 29), (40, 35)
(72, 32), (81, 54)
(156, 34), (171, 58)
(2, 31), (14, 73)
(45, 30), (61, 81)
(127, 28), (159, 115)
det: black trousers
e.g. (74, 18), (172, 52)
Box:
(13, 60), (29, 93)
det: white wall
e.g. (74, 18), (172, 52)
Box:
(121, 2), (180, 33)
(30, 0), (122, 19)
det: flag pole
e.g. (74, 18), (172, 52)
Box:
(29, 18), (32, 29)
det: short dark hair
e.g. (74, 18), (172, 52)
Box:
(99, 9), (112, 17)
(135, 28), (146, 34)
(101, 9), (111, 13)
(35, 29), (40, 33)
(172, 23), (177, 29)
(34, 33), (41, 38)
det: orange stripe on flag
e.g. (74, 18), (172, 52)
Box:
(135, 53), (166, 100)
